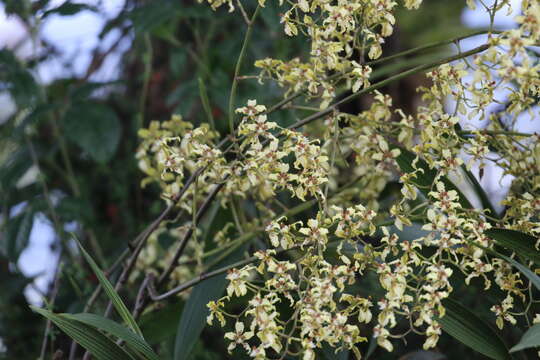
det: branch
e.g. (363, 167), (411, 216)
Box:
(38, 259), (63, 360)
(228, 5), (261, 133)
(106, 169), (205, 310)
(77, 169), (203, 360)
(288, 44), (491, 130)
(366, 29), (500, 66)
(146, 177), (364, 301)
(148, 244), (302, 301)
(158, 179), (227, 284)
(263, 31), (497, 117)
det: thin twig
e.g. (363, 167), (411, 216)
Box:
(79, 169), (204, 360)
(148, 243), (305, 301)
(288, 44), (491, 131)
(263, 30), (497, 117)
(39, 259), (63, 360)
(136, 33), (153, 131)
(158, 180), (226, 284)
(366, 29), (500, 66)
(227, 5), (260, 133)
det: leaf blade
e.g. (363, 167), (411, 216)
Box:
(75, 237), (143, 337)
(437, 298), (510, 360)
(64, 313), (159, 360)
(63, 102), (121, 163)
(466, 238), (540, 291)
(5, 209), (34, 261)
(510, 323), (540, 353)
(31, 307), (133, 360)
(461, 165), (499, 218)
(173, 245), (246, 360)
(485, 229), (540, 266)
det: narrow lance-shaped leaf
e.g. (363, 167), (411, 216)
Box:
(198, 77), (216, 131)
(485, 229), (540, 266)
(510, 323), (540, 353)
(461, 164), (499, 218)
(31, 307), (133, 360)
(75, 237), (143, 337)
(437, 298), (510, 360)
(63, 313), (160, 360)
(321, 343), (349, 360)
(170, 205), (229, 359)
(364, 336), (378, 360)
(139, 301), (184, 345)
(174, 270), (229, 360)
(174, 208), (246, 360)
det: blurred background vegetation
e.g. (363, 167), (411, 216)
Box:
(0, 0), (511, 359)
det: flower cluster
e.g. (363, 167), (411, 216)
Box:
(135, 0), (540, 358)
(251, 0), (426, 108)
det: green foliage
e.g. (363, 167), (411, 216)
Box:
(140, 302), (183, 345)
(42, 2), (97, 17)
(510, 323), (540, 353)
(32, 307), (134, 360)
(174, 245), (246, 360)
(4, 208), (34, 261)
(62, 313), (159, 360)
(63, 102), (121, 164)
(76, 238), (143, 337)
(486, 229), (540, 266)
(0, 49), (39, 107)
(437, 299), (510, 360)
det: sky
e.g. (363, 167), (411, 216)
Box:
(0, 0), (536, 305)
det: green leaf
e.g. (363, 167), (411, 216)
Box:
(75, 238), (143, 337)
(364, 335), (377, 359)
(56, 196), (93, 223)
(43, 2), (97, 17)
(0, 49), (39, 107)
(63, 102), (121, 163)
(128, 0), (179, 34)
(321, 343), (349, 360)
(510, 323), (540, 353)
(63, 313), (159, 360)
(31, 307), (134, 360)
(170, 50), (187, 77)
(393, 146), (473, 209)
(461, 165), (499, 218)
(173, 246), (246, 360)
(167, 80), (197, 114)
(140, 302), (183, 345)
(0, 147), (33, 190)
(5, 209), (34, 261)
(198, 77), (215, 131)
(437, 298), (510, 360)
(485, 229), (540, 266)
(70, 81), (123, 100)
(2, 0), (31, 18)
(15, 103), (61, 137)
(399, 350), (447, 360)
